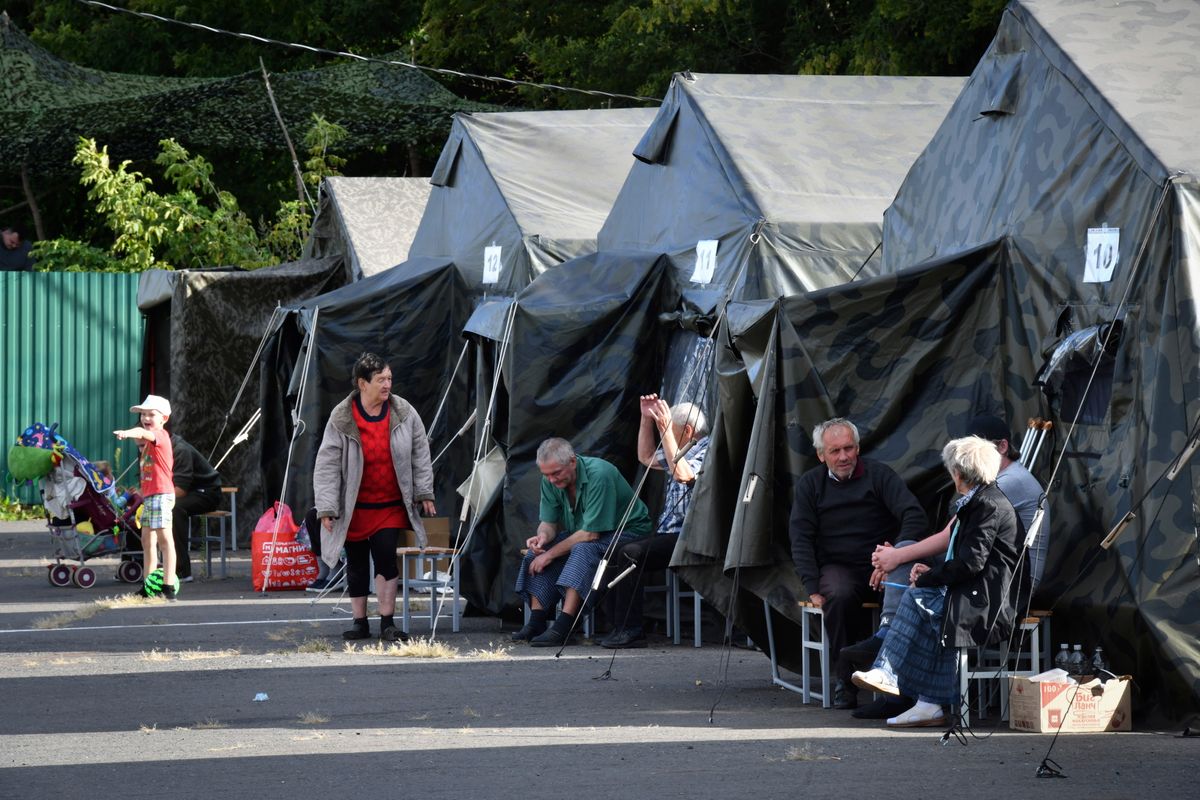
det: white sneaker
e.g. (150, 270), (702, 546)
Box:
(886, 702), (946, 728)
(851, 668), (900, 696)
(179, 575), (194, 583)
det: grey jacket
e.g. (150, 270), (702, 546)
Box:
(313, 393), (435, 567)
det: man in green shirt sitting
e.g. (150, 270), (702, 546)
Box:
(512, 437), (652, 647)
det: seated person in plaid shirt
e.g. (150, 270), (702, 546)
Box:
(600, 395), (709, 649)
(512, 437), (652, 647)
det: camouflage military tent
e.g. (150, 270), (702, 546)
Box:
(304, 177), (433, 280)
(454, 77), (966, 616)
(596, 73), (963, 458)
(408, 108), (657, 294)
(137, 258), (351, 542)
(257, 258), (472, 522)
(680, 0), (1200, 722)
(459, 251), (676, 613)
(256, 108), (656, 585)
(878, 0), (1200, 721)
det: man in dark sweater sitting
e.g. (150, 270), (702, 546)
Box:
(788, 417), (926, 709)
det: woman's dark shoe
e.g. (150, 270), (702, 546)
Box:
(511, 621), (546, 642)
(380, 625), (409, 643)
(342, 621), (371, 641)
(530, 614), (576, 647)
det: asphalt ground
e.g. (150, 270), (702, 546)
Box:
(0, 521), (1194, 800)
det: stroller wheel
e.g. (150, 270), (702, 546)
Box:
(73, 567), (96, 589)
(48, 564), (73, 587)
(118, 560), (143, 584)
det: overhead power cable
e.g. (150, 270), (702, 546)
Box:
(74, 0), (661, 104)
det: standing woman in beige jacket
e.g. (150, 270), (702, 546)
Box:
(314, 352), (436, 642)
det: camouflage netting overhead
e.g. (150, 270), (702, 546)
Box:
(0, 13), (489, 175)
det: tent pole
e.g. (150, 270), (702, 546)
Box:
(429, 303), (517, 638)
(427, 338), (470, 443)
(262, 307), (320, 593)
(207, 305), (286, 461)
(260, 58), (313, 212)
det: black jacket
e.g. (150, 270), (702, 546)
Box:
(789, 458), (927, 596)
(915, 482), (1024, 648)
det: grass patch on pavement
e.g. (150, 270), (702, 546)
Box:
(345, 637), (460, 658)
(32, 592), (159, 629)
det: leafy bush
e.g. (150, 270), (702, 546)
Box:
(34, 115), (348, 273)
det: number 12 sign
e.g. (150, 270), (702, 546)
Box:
(1083, 226), (1119, 283)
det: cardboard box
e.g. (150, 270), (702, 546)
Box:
(1008, 676), (1132, 732)
(399, 517), (453, 580)
(401, 516), (451, 549)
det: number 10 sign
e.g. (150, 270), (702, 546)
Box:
(1084, 226), (1119, 283)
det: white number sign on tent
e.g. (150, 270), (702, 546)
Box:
(483, 245), (502, 285)
(691, 239), (719, 284)
(1083, 225), (1119, 283)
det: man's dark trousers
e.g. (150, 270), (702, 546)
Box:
(608, 534), (678, 632)
(172, 488), (221, 580)
(816, 563), (877, 682)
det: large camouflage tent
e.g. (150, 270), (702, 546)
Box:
(678, 0), (1200, 722)
(408, 108), (657, 294)
(303, 177), (432, 280)
(455, 77), (966, 616)
(258, 108), (657, 561)
(595, 73), (963, 449)
(879, 0), (1200, 721)
(137, 258), (350, 543)
(459, 252), (677, 613)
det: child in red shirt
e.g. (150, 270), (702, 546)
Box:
(115, 395), (177, 600)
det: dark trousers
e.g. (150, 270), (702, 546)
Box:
(172, 488), (221, 579)
(607, 534), (678, 633)
(817, 563), (877, 683)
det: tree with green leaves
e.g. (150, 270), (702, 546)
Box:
(32, 115), (350, 272)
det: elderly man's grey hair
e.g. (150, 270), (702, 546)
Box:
(536, 437), (576, 466)
(811, 417), (860, 454)
(670, 402), (708, 438)
(942, 436), (1001, 487)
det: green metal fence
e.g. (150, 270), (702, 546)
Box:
(1, 272), (143, 504)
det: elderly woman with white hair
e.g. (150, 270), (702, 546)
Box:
(852, 436), (1024, 728)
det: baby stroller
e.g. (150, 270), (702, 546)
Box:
(7, 422), (144, 588)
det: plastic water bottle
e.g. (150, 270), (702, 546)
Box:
(1068, 644), (1088, 679)
(1054, 643), (1070, 673)
(1091, 646), (1108, 679)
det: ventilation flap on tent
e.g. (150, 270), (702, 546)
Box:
(979, 51), (1024, 117)
(430, 132), (464, 187)
(633, 95), (680, 165)
(1035, 319), (1123, 426)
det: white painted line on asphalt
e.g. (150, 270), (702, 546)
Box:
(0, 617), (347, 634)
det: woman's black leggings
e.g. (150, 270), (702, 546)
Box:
(344, 528), (401, 598)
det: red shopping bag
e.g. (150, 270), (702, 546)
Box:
(251, 502), (318, 591)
